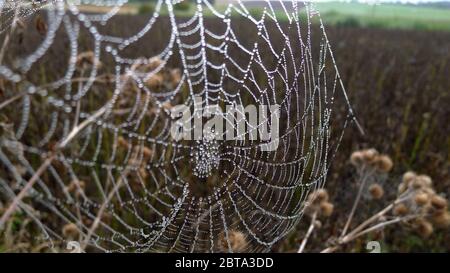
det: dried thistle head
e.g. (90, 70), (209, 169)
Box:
(393, 203), (409, 216)
(147, 57), (163, 71)
(414, 192), (430, 207)
(319, 202), (334, 217)
(218, 230), (247, 253)
(412, 175), (432, 190)
(414, 219), (434, 238)
(416, 175), (432, 187)
(145, 73), (164, 89)
(374, 155), (393, 173)
(66, 180), (86, 196)
(62, 223), (79, 239)
(82, 216), (93, 227)
(368, 183), (384, 200)
(431, 210), (450, 229)
(305, 189), (333, 218)
(430, 195), (448, 211)
(402, 171), (417, 185)
(117, 136), (130, 149)
(169, 68), (182, 86)
(350, 151), (364, 167)
(361, 148), (379, 164)
(350, 149), (393, 173)
(162, 101), (173, 111)
(76, 51), (102, 70)
(315, 189), (329, 203)
(142, 146), (153, 159)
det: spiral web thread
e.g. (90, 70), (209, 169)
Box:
(0, 0), (357, 252)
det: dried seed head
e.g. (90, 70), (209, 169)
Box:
(145, 74), (164, 89)
(313, 220), (322, 229)
(320, 202), (334, 217)
(402, 171), (416, 185)
(412, 178), (428, 190)
(430, 195), (448, 211)
(376, 155), (393, 173)
(315, 189), (329, 203)
(218, 230), (247, 253)
(306, 189), (328, 206)
(393, 203), (409, 216)
(350, 151), (364, 166)
(423, 187), (436, 195)
(431, 210), (450, 229)
(162, 101), (173, 111)
(397, 182), (408, 195)
(415, 220), (433, 238)
(147, 57), (163, 71)
(414, 192), (429, 206)
(142, 146), (153, 159)
(62, 223), (79, 239)
(101, 212), (112, 224)
(170, 68), (182, 85)
(139, 167), (148, 179)
(368, 183), (384, 200)
(67, 180), (86, 194)
(117, 136), (130, 148)
(361, 148), (378, 163)
(76, 51), (102, 70)
(76, 51), (94, 66)
(81, 215), (93, 226)
(416, 175), (432, 187)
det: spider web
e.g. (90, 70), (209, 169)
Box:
(0, 0), (358, 252)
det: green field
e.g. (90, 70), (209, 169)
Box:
(131, 1), (450, 31)
(314, 2), (450, 31)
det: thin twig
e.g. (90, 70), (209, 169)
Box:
(298, 212), (317, 253)
(342, 192), (412, 242)
(349, 216), (414, 241)
(320, 194), (415, 253)
(0, 94), (23, 110)
(321, 215), (417, 253)
(59, 106), (106, 148)
(80, 169), (128, 250)
(341, 168), (373, 236)
(0, 154), (56, 228)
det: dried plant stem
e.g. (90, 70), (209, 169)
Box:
(321, 216), (414, 253)
(341, 168), (373, 236)
(0, 154), (56, 228)
(59, 106), (106, 148)
(320, 195), (415, 253)
(342, 203), (394, 242)
(0, 100), (107, 229)
(81, 169), (127, 250)
(0, 94), (23, 110)
(342, 192), (412, 241)
(349, 215), (415, 241)
(298, 212), (317, 253)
